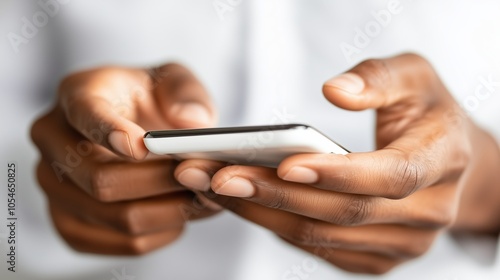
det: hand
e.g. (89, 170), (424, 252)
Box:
(31, 63), (221, 255)
(175, 54), (500, 274)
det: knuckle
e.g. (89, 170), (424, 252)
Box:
(155, 63), (192, 86)
(88, 165), (115, 202)
(48, 206), (83, 249)
(334, 168), (355, 194)
(58, 72), (80, 96)
(30, 111), (53, 147)
(336, 197), (371, 226)
(399, 53), (437, 85)
(59, 69), (96, 99)
(399, 234), (436, 258)
(400, 52), (427, 63)
(402, 53), (432, 72)
(158, 62), (180, 69)
(412, 192), (458, 228)
(263, 182), (291, 210)
(428, 208), (456, 228)
(440, 210), (457, 228)
(117, 204), (142, 235)
(389, 158), (421, 199)
(287, 219), (317, 245)
(357, 58), (391, 87)
(161, 62), (185, 72)
(59, 66), (124, 99)
(126, 229), (183, 256)
(126, 237), (151, 255)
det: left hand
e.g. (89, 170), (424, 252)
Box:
(174, 54), (500, 274)
(31, 63), (221, 255)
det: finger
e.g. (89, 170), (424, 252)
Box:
(279, 224), (437, 260)
(49, 202), (183, 255)
(207, 193), (435, 259)
(174, 159), (229, 211)
(210, 165), (390, 225)
(174, 159), (230, 192)
(58, 67), (152, 159)
(322, 53), (443, 111)
(210, 165), (457, 227)
(277, 149), (444, 199)
(32, 112), (185, 201)
(284, 241), (402, 275)
(150, 63), (217, 128)
(38, 161), (217, 235)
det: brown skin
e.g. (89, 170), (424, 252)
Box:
(31, 54), (500, 273)
(175, 54), (500, 274)
(31, 63), (221, 255)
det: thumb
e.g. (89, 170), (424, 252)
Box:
(322, 53), (437, 111)
(151, 63), (217, 129)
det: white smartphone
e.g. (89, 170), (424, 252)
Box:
(143, 123), (349, 167)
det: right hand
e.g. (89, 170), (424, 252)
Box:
(31, 63), (220, 255)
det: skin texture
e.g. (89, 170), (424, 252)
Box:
(174, 54), (500, 274)
(31, 63), (221, 255)
(31, 54), (500, 274)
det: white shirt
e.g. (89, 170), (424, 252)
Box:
(1, 0), (499, 279)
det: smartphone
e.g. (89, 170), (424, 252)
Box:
(143, 123), (349, 167)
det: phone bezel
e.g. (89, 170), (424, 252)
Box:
(144, 124), (309, 138)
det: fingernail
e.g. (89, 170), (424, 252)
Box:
(325, 73), (365, 95)
(170, 102), (212, 127)
(108, 130), (134, 158)
(282, 167), (318, 184)
(177, 168), (211, 191)
(194, 192), (223, 211)
(214, 177), (255, 198)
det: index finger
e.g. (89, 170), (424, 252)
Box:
(59, 67), (150, 160)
